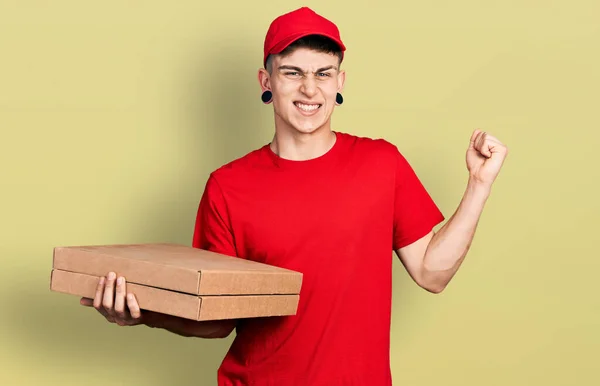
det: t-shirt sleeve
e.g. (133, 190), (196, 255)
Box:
(392, 147), (445, 250)
(192, 174), (238, 257)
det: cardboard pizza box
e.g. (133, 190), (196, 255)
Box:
(50, 243), (303, 321)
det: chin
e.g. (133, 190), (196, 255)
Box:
(289, 114), (329, 134)
(290, 122), (326, 135)
(274, 105), (331, 135)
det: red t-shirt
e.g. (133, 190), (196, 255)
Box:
(192, 131), (445, 386)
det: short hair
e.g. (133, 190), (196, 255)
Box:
(265, 34), (343, 73)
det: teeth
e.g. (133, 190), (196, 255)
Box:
(295, 102), (320, 112)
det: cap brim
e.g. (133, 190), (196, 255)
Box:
(264, 31), (346, 66)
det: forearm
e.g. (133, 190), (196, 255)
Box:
(143, 311), (237, 339)
(422, 178), (491, 289)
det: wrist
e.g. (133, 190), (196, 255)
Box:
(466, 176), (492, 198)
(458, 177), (491, 215)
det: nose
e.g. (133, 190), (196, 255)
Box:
(299, 76), (318, 98)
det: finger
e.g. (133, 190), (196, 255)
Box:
(481, 137), (507, 158)
(476, 131), (487, 150)
(127, 293), (142, 320)
(469, 129), (483, 147)
(80, 297), (94, 307)
(93, 277), (113, 321)
(102, 272), (116, 316)
(114, 276), (128, 320)
(479, 140), (493, 158)
(93, 277), (106, 310)
(482, 133), (503, 145)
(482, 137), (502, 148)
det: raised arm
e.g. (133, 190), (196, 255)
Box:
(395, 130), (508, 293)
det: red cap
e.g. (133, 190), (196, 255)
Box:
(263, 7), (346, 67)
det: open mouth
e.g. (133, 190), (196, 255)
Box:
(294, 102), (322, 113)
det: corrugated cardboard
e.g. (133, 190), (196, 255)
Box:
(50, 243), (303, 320)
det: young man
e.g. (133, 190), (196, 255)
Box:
(81, 7), (508, 385)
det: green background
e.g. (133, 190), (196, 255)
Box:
(1, 1), (599, 385)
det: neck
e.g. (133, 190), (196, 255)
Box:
(270, 122), (336, 161)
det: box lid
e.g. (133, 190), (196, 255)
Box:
(52, 243), (303, 296)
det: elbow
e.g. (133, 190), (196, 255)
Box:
(206, 328), (233, 339)
(423, 283), (446, 294)
(419, 276), (448, 294)
(419, 264), (453, 294)
(199, 319), (237, 339)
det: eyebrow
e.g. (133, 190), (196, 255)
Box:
(278, 65), (338, 73)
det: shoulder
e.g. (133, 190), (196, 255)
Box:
(338, 131), (399, 151)
(337, 131), (404, 163)
(207, 145), (268, 183)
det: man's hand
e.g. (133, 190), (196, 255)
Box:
(466, 129), (508, 187)
(80, 271), (144, 327)
(79, 271), (236, 338)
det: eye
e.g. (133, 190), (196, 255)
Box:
(285, 71), (301, 76)
(317, 72), (331, 77)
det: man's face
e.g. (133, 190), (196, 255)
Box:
(260, 48), (345, 135)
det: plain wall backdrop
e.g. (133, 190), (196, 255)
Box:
(1, 1), (599, 385)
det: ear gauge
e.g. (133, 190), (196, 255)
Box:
(335, 92), (344, 105)
(261, 90), (273, 104)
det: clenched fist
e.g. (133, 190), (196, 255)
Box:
(466, 129), (508, 187)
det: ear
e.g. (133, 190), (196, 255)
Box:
(337, 69), (346, 94)
(257, 68), (271, 92)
